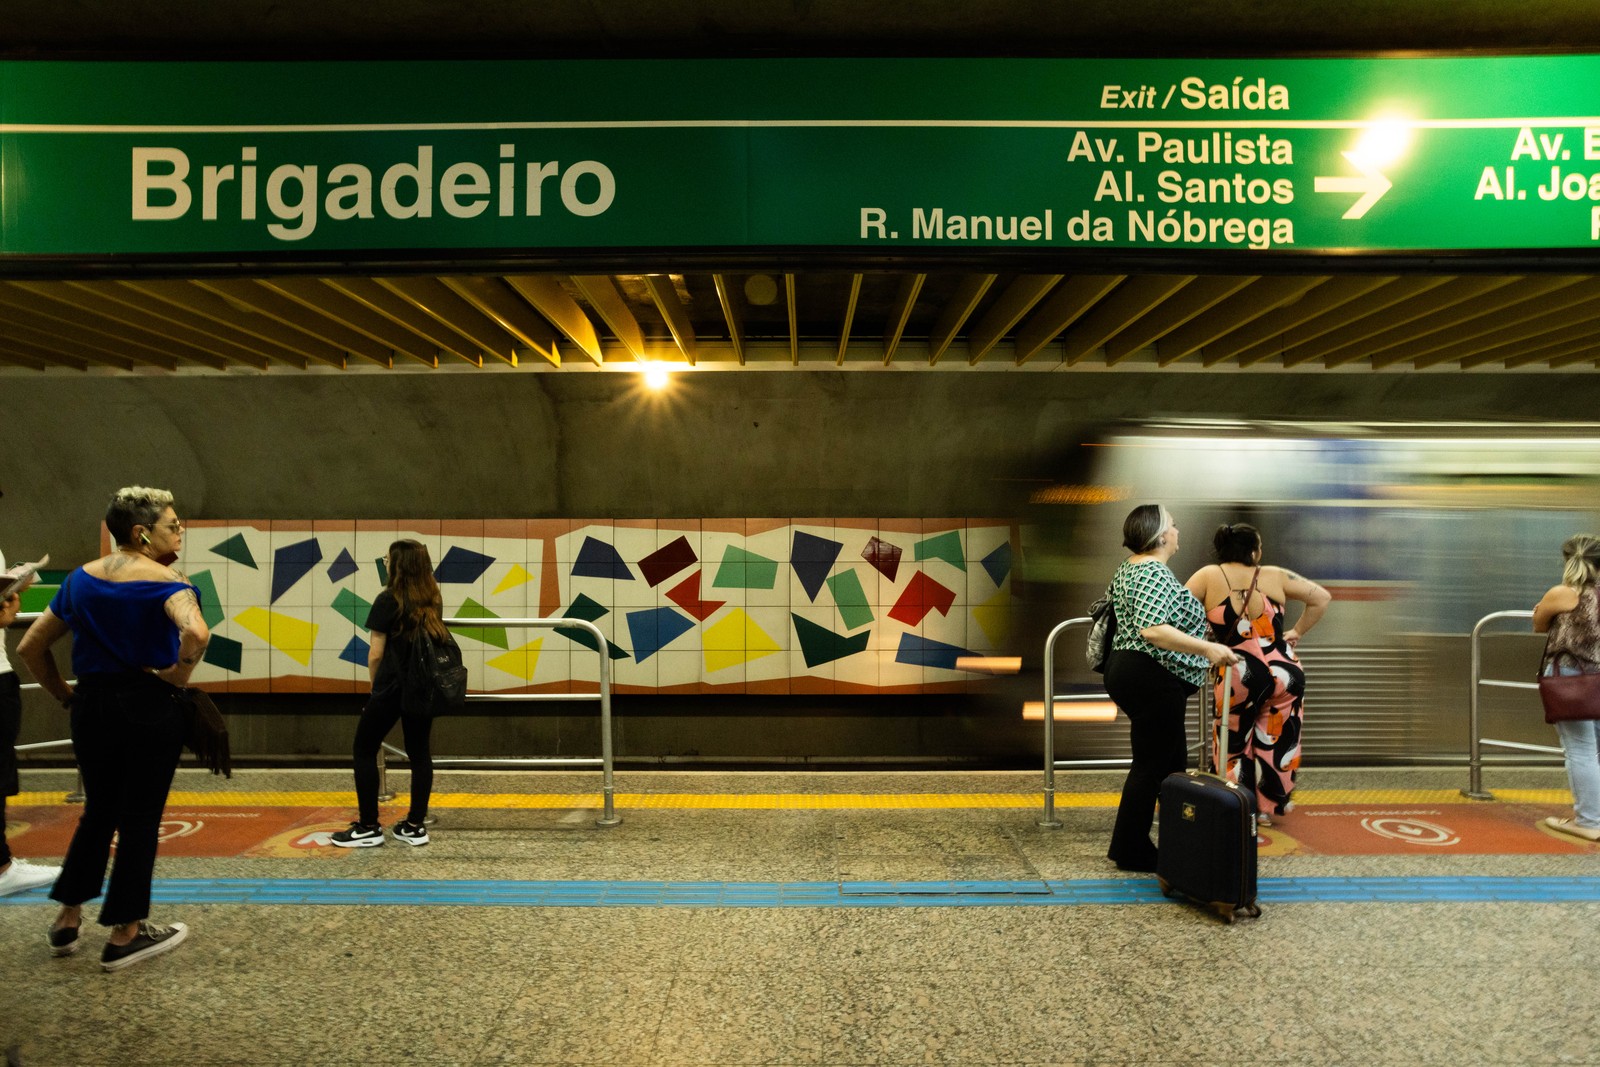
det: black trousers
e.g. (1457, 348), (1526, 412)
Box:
(51, 673), (184, 926)
(352, 696), (434, 826)
(0, 671), (20, 868)
(1103, 650), (1195, 866)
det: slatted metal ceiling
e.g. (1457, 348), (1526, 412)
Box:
(9, 3), (1600, 377)
(3, 270), (1600, 374)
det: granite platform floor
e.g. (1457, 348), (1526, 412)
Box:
(2, 766), (1597, 1067)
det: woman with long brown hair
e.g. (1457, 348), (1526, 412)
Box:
(332, 539), (451, 847)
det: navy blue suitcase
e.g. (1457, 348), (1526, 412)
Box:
(1155, 665), (1261, 923)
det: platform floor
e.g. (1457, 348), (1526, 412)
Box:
(2, 765), (1597, 1067)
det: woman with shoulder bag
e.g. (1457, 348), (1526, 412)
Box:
(1532, 534), (1600, 843)
(1102, 504), (1240, 873)
(331, 539), (450, 848)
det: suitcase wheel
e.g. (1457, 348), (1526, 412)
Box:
(1156, 877), (1175, 898)
(1210, 902), (1237, 924)
(1241, 903), (1262, 919)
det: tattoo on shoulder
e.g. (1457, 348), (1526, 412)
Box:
(104, 553), (131, 573)
(1282, 569), (1304, 582)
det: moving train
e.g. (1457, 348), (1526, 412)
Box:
(1015, 419), (1600, 766)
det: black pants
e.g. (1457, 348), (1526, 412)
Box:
(51, 673), (184, 926)
(1103, 650), (1195, 867)
(0, 671), (21, 868)
(352, 696), (434, 826)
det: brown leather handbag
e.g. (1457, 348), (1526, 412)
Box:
(1538, 651), (1600, 724)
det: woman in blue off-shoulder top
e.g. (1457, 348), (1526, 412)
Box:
(18, 487), (209, 972)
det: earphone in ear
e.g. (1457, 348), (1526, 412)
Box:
(139, 532), (152, 545)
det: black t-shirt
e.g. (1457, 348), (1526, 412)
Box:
(364, 589), (416, 703)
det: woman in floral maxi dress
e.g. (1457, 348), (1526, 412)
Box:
(1185, 524), (1331, 823)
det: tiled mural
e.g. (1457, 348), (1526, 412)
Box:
(178, 519), (1017, 696)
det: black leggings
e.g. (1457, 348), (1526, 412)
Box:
(1103, 650), (1195, 866)
(352, 697), (434, 826)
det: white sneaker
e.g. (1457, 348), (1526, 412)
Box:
(0, 858), (61, 896)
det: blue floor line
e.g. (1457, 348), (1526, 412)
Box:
(5, 875), (1600, 908)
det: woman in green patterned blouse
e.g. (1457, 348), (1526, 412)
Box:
(1103, 504), (1239, 873)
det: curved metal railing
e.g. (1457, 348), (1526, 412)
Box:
(1463, 608), (1561, 801)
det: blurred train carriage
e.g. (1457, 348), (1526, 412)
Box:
(1016, 420), (1600, 767)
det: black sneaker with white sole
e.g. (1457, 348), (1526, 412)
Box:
(101, 921), (188, 972)
(48, 924), (79, 957)
(330, 822), (384, 848)
(391, 821), (430, 846)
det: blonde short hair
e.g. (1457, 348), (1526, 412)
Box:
(105, 486), (175, 545)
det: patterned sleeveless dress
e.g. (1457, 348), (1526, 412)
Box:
(1206, 572), (1306, 816)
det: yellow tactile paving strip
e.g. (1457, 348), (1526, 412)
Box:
(12, 788), (1573, 810)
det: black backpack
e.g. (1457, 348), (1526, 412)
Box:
(401, 627), (468, 719)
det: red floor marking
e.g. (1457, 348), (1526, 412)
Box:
(8, 802), (1597, 860)
(1258, 804), (1593, 856)
(5, 805), (414, 860)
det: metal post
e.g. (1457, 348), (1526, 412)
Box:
(376, 744), (393, 803)
(1462, 608), (1534, 800)
(1039, 616), (1091, 829)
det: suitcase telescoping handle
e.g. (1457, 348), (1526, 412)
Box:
(1207, 662), (1234, 779)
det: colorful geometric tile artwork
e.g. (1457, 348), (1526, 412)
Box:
(184, 520), (1012, 694)
(888, 571), (958, 627)
(703, 608), (781, 672)
(626, 606), (697, 663)
(791, 613), (872, 668)
(270, 537), (322, 603)
(895, 633), (976, 670)
(861, 537), (902, 582)
(972, 588), (1011, 648)
(556, 594), (630, 660)
(712, 545), (779, 590)
(639, 535), (698, 588)
(210, 532), (258, 569)
(572, 537), (635, 580)
(331, 588), (373, 629)
(826, 569), (874, 630)
(487, 638), (544, 681)
(326, 548), (359, 584)
(791, 531), (843, 602)
(915, 530), (967, 572)
(435, 546), (494, 584)
(493, 564), (535, 595)
(450, 597), (510, 650)
(234, 606), (319, 666)
(339, 635), (370, 667)
(981, 542), (1013, 587)
(188, 569), (226, 629)
(665, 570), (725, 622)
(203, 634), (243, 673)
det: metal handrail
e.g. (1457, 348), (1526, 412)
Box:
(1464, 608), (1561, 801)
(8, 611), (83, 801)
(377, 616), (621, 828)
(1039, 617), (1112, 828)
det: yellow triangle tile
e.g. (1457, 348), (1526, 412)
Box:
(487, 638), (544, 681)
(493, 564), (535, 596)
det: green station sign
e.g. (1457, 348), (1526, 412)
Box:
(5, 56), (1600, 257)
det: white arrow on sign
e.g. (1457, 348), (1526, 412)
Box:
(1314, 151), (1393, 220)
